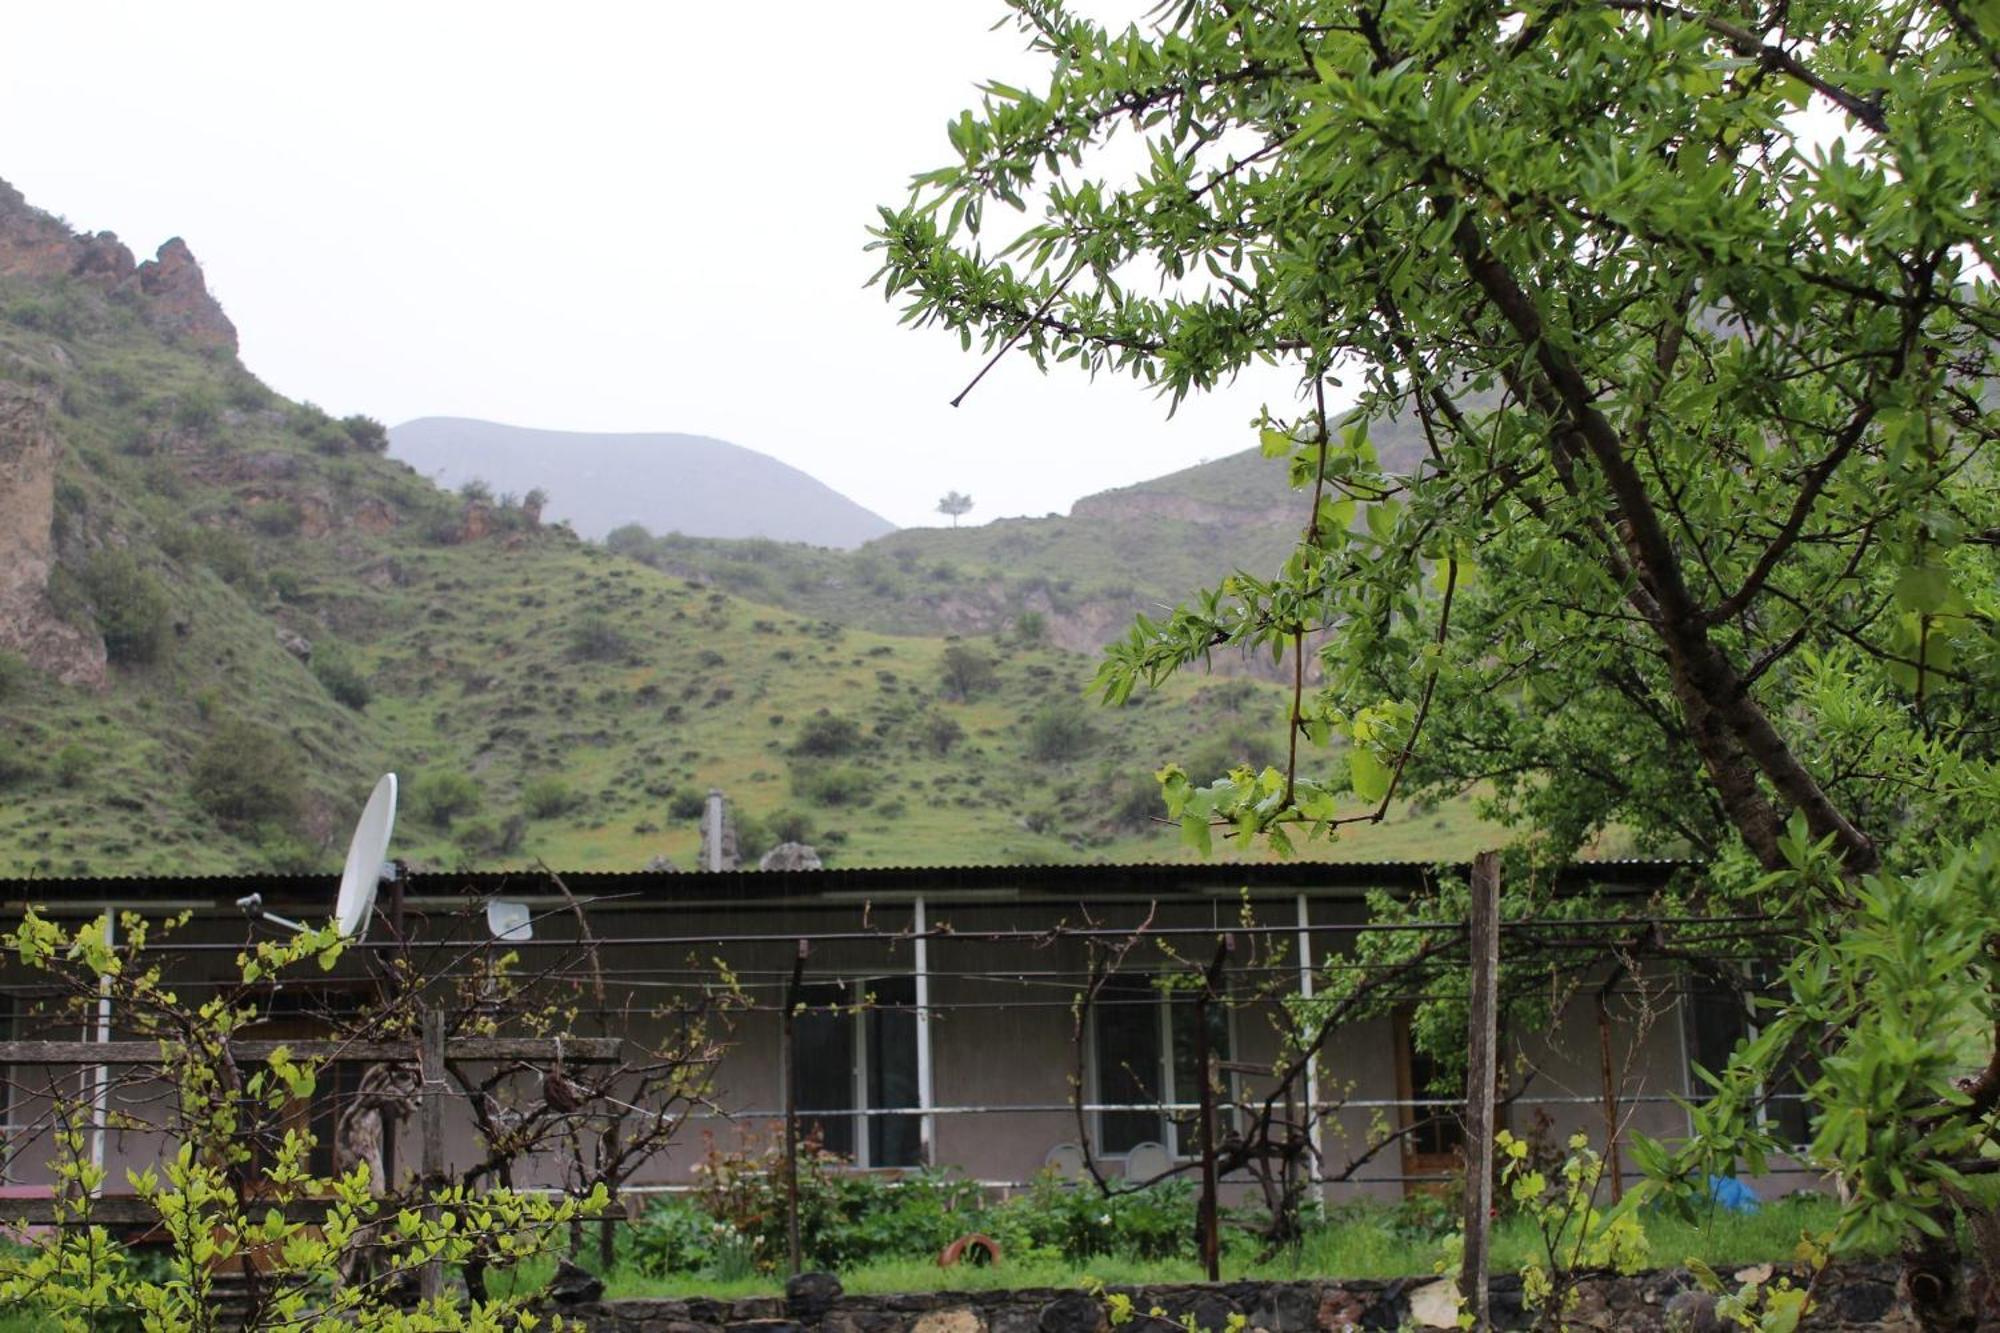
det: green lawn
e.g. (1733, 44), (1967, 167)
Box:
(482, 1194), (1846, 1302)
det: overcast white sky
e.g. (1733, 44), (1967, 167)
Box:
(0, 2), (1308, 529)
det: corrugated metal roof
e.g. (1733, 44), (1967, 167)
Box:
(0, 858), (1694, 909)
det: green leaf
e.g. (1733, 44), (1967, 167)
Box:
(1349, 749), (1391, 803)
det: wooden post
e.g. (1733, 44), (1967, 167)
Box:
(782, 941), (809, 1278)
(419, 1007), (446, 1304)
(1459, 851), (1501, 1330)
(1194, 935), (1232, 1284)
(1596, 985), (1625, 1203)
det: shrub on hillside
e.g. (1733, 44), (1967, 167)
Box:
(0, 651), (29, 702)
(1026, 698), (1097, 762)
(921, 711), (964, 757)
(792, 763), (870, 808)
(189, 720), (302, 826)
(340, 414), (389, 452)
(246, 500), (302, 536)
(567, 613), (631, 662)
(310, 642), (372, 710)
(520, 775), (573, 819)
(0, 737), (38, 788)
(604, 523), (653, 557)
(938, 644), (998, 701)
(81, 550), (170, 666)
(410, 767), (482, 828)
(1186, 723), (1283, 777)
(1014, 610), (1048, 646)
(791, 713), (863, 757)
(666, 786), (707, 820)
(52, 744), (91, 789)
(161, 523), (259, 590)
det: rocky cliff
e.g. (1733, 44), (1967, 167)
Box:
(0, 385), (105, 688)
(0, 179), (237, 354)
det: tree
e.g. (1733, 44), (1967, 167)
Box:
(82, 549), (170, 666)
(872, 1), (1999, 1319)
(189, 719), (301, 826)
(938, 643), (999, 701)
(936, 490), (974, 526)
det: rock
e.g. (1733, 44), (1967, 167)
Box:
(643, 854), (682, 873)
(352, 497), (399, 534)
(1663, 1290), (1722, 1333)
(548, 1258), (603, 1305)
(786, 1272), (844, 1322)
(759, 841), (823, 871)
(276, 627), (312, 660)
(459, 498), (492, 543)
(135, 237), (237, 353)
(1403, 1279), (1461, 1330)
(988, 1307), (1041, 1333)
(913, 1309), (983, 1333)
(1038, 1292), (1106, 1333)
(0, 386), (107, 689)
(726, 1322), (804, 1333)
(1832, 1280), (1896, 1324)
(1314, 1287), (1368, 1330)
(1248, 1284), (1317, 1333)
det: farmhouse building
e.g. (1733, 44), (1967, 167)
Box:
(0, 860), (1806, 1207)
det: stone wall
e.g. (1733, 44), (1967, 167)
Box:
(560, 1265), (1986, 1333)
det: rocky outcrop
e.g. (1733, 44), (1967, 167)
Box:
(0, 179), (237, 355)
(759, 842), (823, 871)
(0, 387), (106, 689)
(134, 237), (237, 353)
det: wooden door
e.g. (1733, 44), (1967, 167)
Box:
(1393, 1010), (1465, 1196)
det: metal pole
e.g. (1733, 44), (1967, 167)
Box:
(913, 896), (935, 1166)
(419, 1007), (446, 1303)
(1294, 893), (1322, 1189)
(1194, 935), (1231, 1283)
(782, 940), (808, 1277)
(1459, 851), (1501, 1330)
(88, 907), (114, 1193)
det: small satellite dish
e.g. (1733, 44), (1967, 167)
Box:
(334, 774), (398, 939)
(486, 900), (533, 942)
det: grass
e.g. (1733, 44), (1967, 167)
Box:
(479, 1195), (1849, 1301)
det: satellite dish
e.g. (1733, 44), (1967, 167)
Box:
(486, 900), (533, 942)
(334, 774), (398, 939)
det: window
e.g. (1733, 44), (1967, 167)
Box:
(1681, 964), (1813, 1149)
(1392, 1009), (1466, 1194)
(792, 976), (921, 1168)
(1091, 975), (1233, 1157)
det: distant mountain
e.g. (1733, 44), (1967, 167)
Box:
(389, 418), (896, 549)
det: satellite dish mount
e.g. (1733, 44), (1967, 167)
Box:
(239, 774), (398, 941)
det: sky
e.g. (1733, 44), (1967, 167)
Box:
(0, 2), (1306, 529)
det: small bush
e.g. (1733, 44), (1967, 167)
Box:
(311, 642), (371, 709)
(667, 787), (707, 820)
(939, 644), (998, 701)
(0, 651), (30, 702)
(1026, 698), (1098, 762)
(520, 775), (573, 819)
(791, 713), (863, 757)
(340, 414), (389, 452)
(767, 809), (815, 844)
(921, 711), (964, 757)
(171, 389), (220, 434)
(189, 720), (301, 825)
(82, 550), (170, 666)
(459, 478), (494, 504)
(409, 767), (482, 828)
(792, 763), (870, 808)
(246, 500), (302, 536)
(52, 744), (91, 788)
(0, 737), (38, 787)
(604, 523), (653, 556)
(1014, 610), (1048, 645)
(567, 613), (631, 662)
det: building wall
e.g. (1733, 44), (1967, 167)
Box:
(0, 883), (1808, 1209)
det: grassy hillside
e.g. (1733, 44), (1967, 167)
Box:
(0, 257), (1495, 876)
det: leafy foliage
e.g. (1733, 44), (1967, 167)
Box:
(410, 767), (482, 828)
(873, 0), (2000, 1292)
(81, 549), (170, 666)
(188, 719), (301, 826)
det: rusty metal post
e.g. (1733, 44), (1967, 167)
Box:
(1195, 935), (1233, 1283)
(418, 1006), (446, 1303)
(782, 940), (809, 1277)
(1459, 851), (1501, 1330)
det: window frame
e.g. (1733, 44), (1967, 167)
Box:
(791, 974), (923, 1170)
(1087, 973), (1239, 1161)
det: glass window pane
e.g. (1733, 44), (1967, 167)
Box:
(1094, 976), (1163, 1154)
(1170, 993), (1233, 1158)
(867, 976), (921, 1167)
(795, 982), (855, 1160)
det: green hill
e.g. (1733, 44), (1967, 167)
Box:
(0, 180), (1496, 875)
